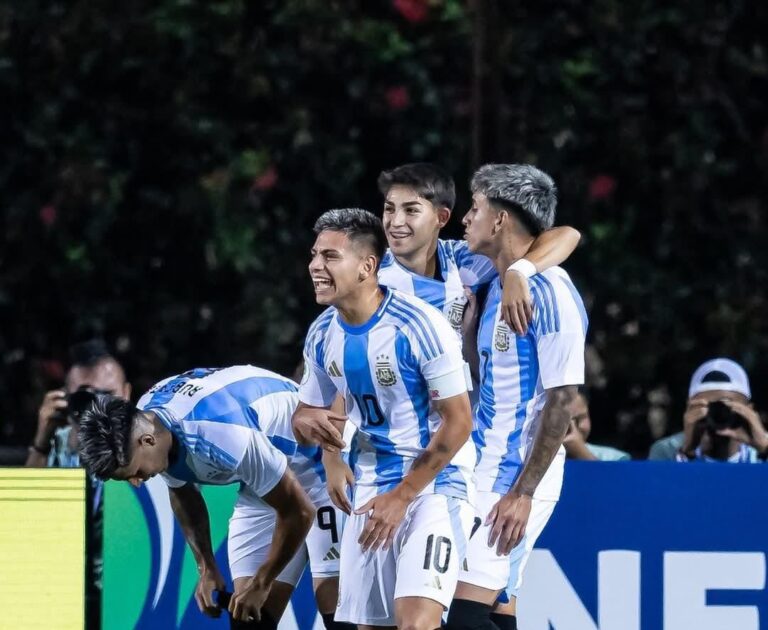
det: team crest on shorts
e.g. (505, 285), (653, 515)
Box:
(447, 299), (465, 331)
(375, 355), (397, 386)
(494, 323), (510, 352)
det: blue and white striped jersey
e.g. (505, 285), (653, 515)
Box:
(136, 365), (326, 501)
(474, 268), (588, 495)
(299, 288), (475, 508)
(378, 239), (496, 334)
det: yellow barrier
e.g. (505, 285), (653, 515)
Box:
(0, 468), (85, 629)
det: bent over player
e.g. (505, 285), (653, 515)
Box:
(77, 365), (348, 629)
(293, 208), (476, 630)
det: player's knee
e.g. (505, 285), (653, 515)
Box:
(445, 598), (497, 630)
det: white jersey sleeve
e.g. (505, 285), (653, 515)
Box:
(236, 429), (288, 497)
(530, 271), (588, 389)
(402, 295), (468, 400)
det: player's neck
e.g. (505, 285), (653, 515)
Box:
(494, 233), (535, 283)
(395, 238), (439, 279)
(337, 284), (385, 326)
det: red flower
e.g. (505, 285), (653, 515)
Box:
(385, 86), (410, 111)
(39, 204), (57, 227)
(393, 0), (429, 23)
(253, 166), (278, 191)
(589, 174), (617, 201)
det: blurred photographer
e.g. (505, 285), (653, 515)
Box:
(26, 340), (131, 468)
(563, 388), (631, 461)
(676, 358), (768, 463)
(25, 339), (130, 629)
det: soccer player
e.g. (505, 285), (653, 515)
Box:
(446, 164), (588, 630)
(292, 208), (476, 630)
(76, 365), (349, 629)
(376, 163), (580, 336)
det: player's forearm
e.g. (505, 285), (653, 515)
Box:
(255, 502), (314, 586)
(520, 226), (581, 270)
(169, 485), (217, 570)
(398, 399), (473, 500)
(512, 385), (576, 496)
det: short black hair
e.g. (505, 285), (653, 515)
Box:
(69, 338), (112, 368)
(77, 394), (137, 479)
(377, 162), (456, 210)
(313, 208), (387, 265)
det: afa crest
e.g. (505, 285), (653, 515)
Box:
(375, 354), (397, 386)
(447, 299), (466, 332)
(494, 324), (510, 352)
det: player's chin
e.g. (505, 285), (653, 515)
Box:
(313, 290), (334, 305)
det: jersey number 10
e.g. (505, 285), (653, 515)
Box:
(352, 393), (386, 427)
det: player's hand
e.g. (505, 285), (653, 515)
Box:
(716, 400), (768, 451)
(229, 576), (272, 623)
(292, 407), (346, 453)
(324, 452), (354, 515)
(194, 565), (226, 618)
(486, 490), (532, 556)
(501, 269), (534, 335)
(355, 486), (411, 552)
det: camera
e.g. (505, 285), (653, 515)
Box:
(703, 400), (750, 437)
(50, 386), (112, 425)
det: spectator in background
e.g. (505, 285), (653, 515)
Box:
(562, 388), (630, 461)
(25, 339), (131, 630)
(654, 358), (768, 463)
(26, 340), (132, 467)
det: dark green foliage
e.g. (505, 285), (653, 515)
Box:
(0, 0), (766, 453)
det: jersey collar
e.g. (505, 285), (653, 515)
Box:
(337, 287), (393, 335)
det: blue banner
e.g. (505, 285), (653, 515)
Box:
(103, 462), (768, 629)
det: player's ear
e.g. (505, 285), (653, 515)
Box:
(436, 205), (451, 229)
(359, 253), (378, 280)
(491, 208), (506, 235)
(139, 433), (156, 448)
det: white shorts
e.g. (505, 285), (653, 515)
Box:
(228, 486), (346, 583)
(336, 493), (474, 626)
(460, 490), (557, 599)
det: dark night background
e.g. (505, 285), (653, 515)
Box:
(1, 0), (766, 456)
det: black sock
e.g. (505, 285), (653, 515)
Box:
(230, 610), (277, 630)
(321, 612), (357, 630)
(490, 613), (516, 630)
(445, 599), (499, 630)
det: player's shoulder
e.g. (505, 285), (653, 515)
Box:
(380, 249), (396, 270)
(529, 266), (577, 300)
(384, 290), (455, 358)
(529, 266), (587, 334)
(306, 306), (338, 341)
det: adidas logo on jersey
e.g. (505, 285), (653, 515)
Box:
(328, 361), (343, 377)
(323, 546), (341, 561)
(375, 355), (397, 386)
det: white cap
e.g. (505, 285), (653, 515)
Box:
(688, 358), (751, 400)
